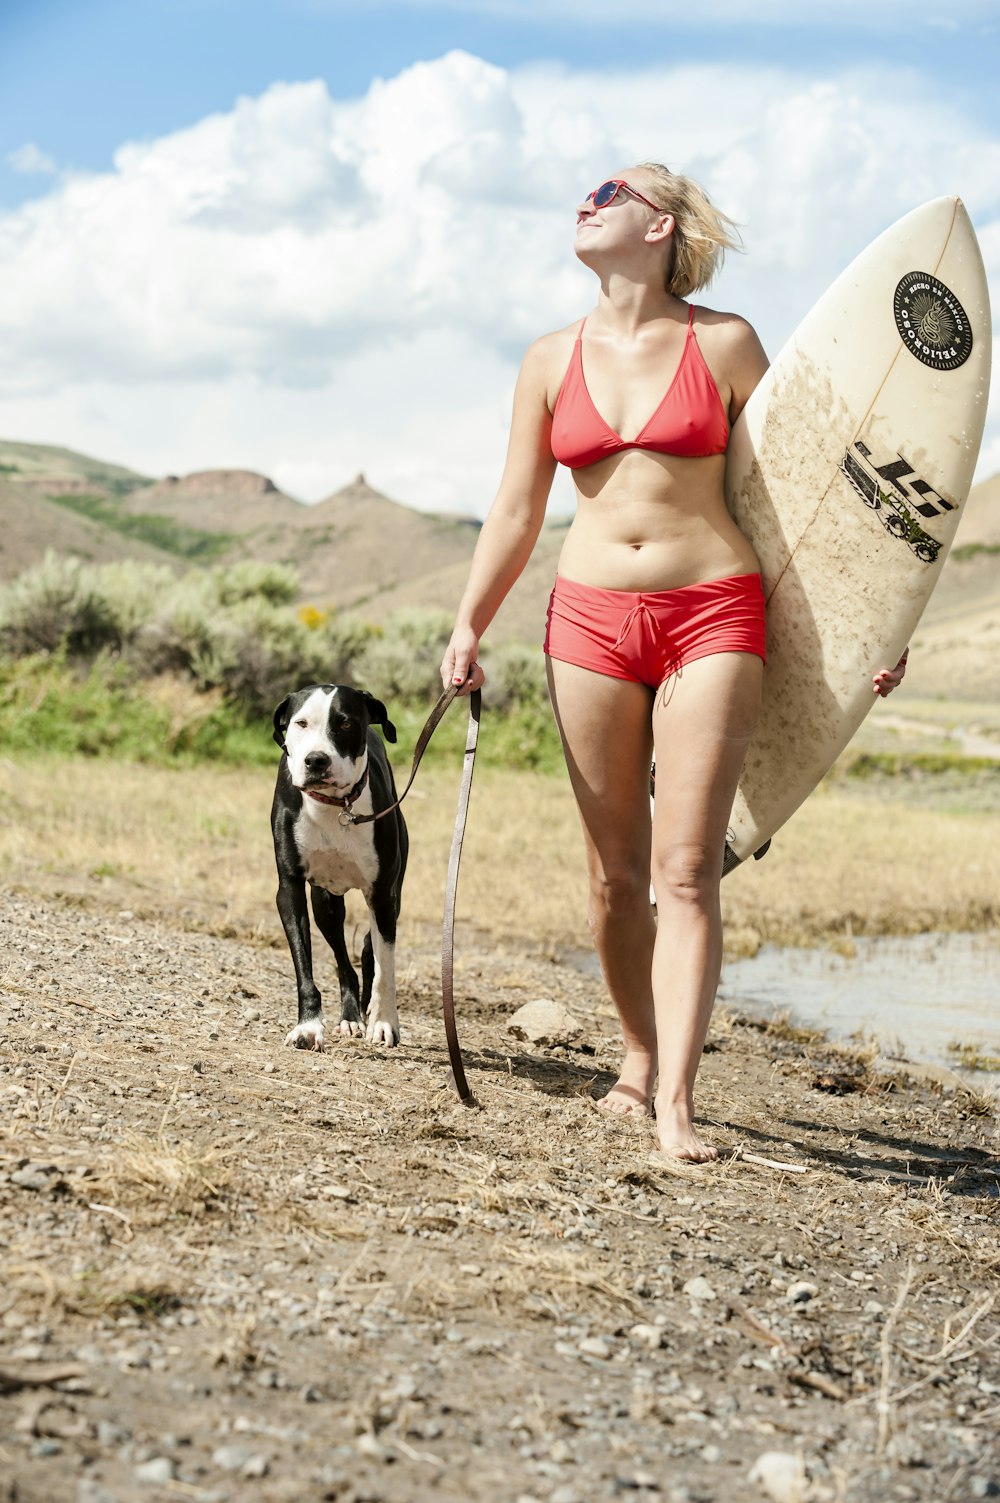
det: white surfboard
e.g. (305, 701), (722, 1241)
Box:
(722, 196), (992, 874)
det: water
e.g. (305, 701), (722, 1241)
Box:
(720, 931), (1000, 1081)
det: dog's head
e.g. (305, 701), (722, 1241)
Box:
(272, 684), (397, 795)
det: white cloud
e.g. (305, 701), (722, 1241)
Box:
(6, 143), (57, 175)
(0, 50), (997, 515)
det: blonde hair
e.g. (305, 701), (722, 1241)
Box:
(638, 162), (742, 297)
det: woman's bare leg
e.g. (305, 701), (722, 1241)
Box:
(546, 658), (658, 1115)
(650, 652), (762, 1160)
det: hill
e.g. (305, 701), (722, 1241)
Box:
(0, 477), (181, 579)
(1, 436), (998, 689)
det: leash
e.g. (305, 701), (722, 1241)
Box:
(341, 683), (465, 827)
(441, 689), (480, 1103)
(344, 682), (481, 1102)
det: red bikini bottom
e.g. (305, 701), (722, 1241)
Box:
(543, 572), (766, 689)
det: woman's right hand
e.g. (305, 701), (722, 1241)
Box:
(441, 626), (485, 695)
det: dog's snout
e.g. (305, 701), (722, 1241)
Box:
(304, 751), (332, 777)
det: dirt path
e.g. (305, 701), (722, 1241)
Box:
(1, 889), (998, 1503)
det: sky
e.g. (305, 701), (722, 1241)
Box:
(1, 0), (998, 515)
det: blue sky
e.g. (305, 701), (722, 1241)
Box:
(1, 0), (998, 508)
(3, 0), (999, 210)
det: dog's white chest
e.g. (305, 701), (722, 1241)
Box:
(295, 810), (379, 897)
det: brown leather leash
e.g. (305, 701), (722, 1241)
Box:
(343, 683), (480, 1101)
(441, 688), (480, 1103)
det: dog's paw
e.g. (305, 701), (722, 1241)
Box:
(365, 1014), (399, 1048)
(337, 1018), (365, 1039)
(285, 1021), (325, 1051)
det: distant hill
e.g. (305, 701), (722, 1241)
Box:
(1, 436), (998, 688)
(0, 439), (152, 497)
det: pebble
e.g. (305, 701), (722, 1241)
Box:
(355, 1433), (391, 1461)
(785, 1281), (818, 1304)
(578, 1336), (612, 1359)
(212, 1443), (255, 1472)
(134, 1457), (176, 1485)
(78, 1483), (121, 1503)
(682, 1275), (716, 1302)
(629, 1323), (665, 1350)
(747, 1450), (807, 1503)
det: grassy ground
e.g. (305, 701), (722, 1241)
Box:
(0, 742), (995, 959)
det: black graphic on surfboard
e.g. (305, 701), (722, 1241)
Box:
(841, 438), (956, 564)
(893, 271), (973, 371)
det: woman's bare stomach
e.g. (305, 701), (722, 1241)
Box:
(555, 453), (759, 592)
(556, 504), (759, 593)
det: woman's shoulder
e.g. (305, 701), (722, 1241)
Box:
(690, 303), (759, 342)
(517, 320), (585, 391)
(691, 304), (768, 370)
(525, 318), (584, 362)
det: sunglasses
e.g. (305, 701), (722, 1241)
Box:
(586, 178), (663, 213)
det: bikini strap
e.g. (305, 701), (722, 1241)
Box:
(687, 303), (696, 329)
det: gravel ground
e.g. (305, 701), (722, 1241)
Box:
(1, 887), (998, 1503)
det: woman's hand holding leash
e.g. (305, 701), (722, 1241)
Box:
(442, 627), (486, 695)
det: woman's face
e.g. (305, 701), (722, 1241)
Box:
(574, 167), (669, 264)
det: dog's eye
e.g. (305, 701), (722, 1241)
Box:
(294, 718), (308, 728)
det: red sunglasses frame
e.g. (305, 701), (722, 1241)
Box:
(586, 178), (664, 214)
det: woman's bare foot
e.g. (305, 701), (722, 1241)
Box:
(595, 1048), (655, 1117)
(653, 1098), (718, 1162)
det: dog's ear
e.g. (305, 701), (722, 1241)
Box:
(364, 693), (397, 743)
(272, 695), (292, 749)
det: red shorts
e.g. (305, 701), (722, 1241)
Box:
(543, 572), (766, 689)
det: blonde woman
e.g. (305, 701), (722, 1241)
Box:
(440, 164), (897, 1161)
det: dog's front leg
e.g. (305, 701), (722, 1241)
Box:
(310, 887), (365, 1039)
(276, 874), (325, 1050)
(364, 885), (399, 1047)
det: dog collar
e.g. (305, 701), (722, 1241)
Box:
(304, 763), (369, 811)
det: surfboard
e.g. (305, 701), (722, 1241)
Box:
(722, 196), (992, 874)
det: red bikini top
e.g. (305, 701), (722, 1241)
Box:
(550, 305), (729, 469)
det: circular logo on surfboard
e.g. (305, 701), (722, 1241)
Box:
(894, 272), (973, 371)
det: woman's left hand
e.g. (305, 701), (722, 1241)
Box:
(873, 648), (909, 698)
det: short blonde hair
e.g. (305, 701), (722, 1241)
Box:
(638, 162), (742, 297)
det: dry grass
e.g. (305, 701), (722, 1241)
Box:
(0, 753), (996, 954)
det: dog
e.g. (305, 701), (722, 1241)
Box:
(271, 684), (408, 1050)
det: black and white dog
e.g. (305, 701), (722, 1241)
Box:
(271, 684), (408, 1051)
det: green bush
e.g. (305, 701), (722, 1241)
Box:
(351, 608), (454, 703)
(0, 553), (123, 656)
(210, 560), (299, 607)
(0, 558), (564, 770)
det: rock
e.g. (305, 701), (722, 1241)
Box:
(682, 1275), (716, 1302)
(78, 1483), (122, 1503)
(578, 1336), (612, 1359)
(135, 1457), (176, 1484)
(786, 1280), (818, 1303)
(629, 1323), (665, 1350)
(748, 1450), (808, 1503)
(506, 999), (583, 1047)
(212, 1443), (255, 1472)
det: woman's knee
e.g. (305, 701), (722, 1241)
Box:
(651, 841), (721, 906)
(587, 860), (650, 926)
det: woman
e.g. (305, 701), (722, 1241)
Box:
(440, 164), (901, 1162)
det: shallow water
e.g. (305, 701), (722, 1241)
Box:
(719, 931), (1000, 1081)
